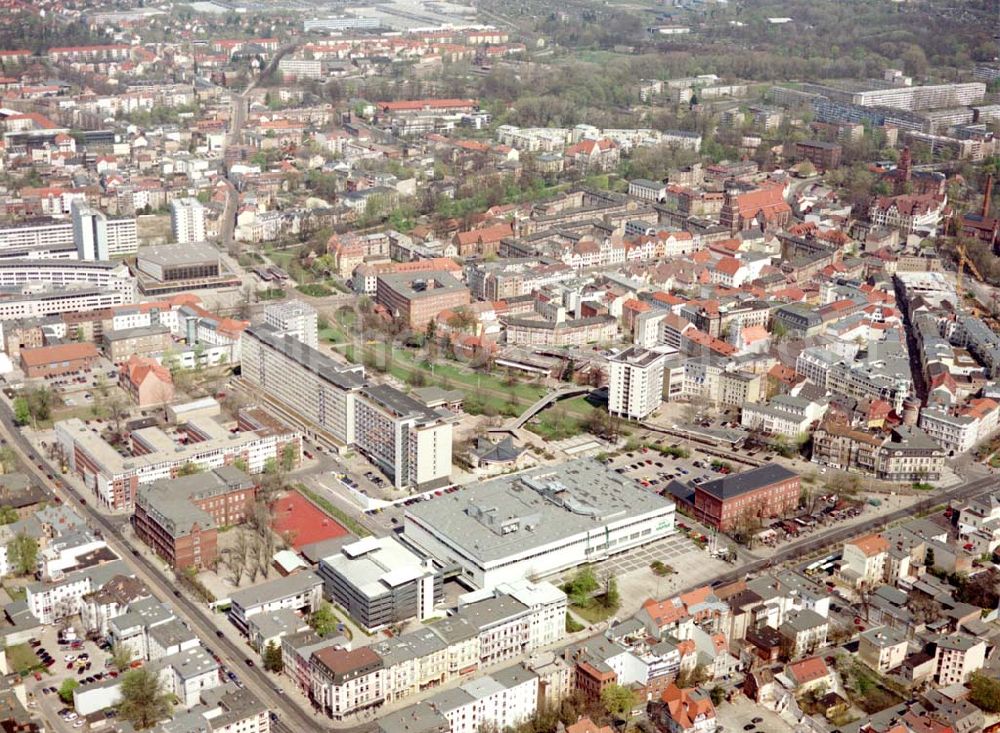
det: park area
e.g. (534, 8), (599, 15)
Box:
(323, 310), (548, 417)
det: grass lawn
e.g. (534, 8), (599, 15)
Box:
(570, 601), (618, 624)
(296, 485), (370, 538)
(329, 321), (547, 411)
(297, 283), (333, 297)
(319, 327), (343, 343)
(6, 643), (41, 674)
(560, 395), (599, 418)
(265, 248), (299, 270)
(528, 409), (582, 441)
(4, 585), (26, 602)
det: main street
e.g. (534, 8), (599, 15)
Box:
(221, 43), (299, 255)
(0, 402), (343, 733)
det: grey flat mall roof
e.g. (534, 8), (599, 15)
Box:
(404, 458), (674, 564)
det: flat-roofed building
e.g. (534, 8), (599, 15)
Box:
(404, 458), (675, 589)
(264, 299), (318, 349)
(103, 323), (173, 362)
(608, 346), (667, 420)
(170, 198), (206, 244)
(229, 571), (323, 634)
(354, 384), (454, 491)
(137, 243), (220, 282)
(0, 259), (136, 297)
(56, 415), (299, 511)
(318, 536), (441, 632)
(240, 323), (365, 451)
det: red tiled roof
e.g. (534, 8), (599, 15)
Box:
(20, 342), (98, 367)
(787, 657), (829, 685)
(124, 355), (171, 388)
(715, 257), (741, 276)
(849, 533), (888, 557)
(378, 98), (476, 112)
(455, 222), (512, 246)
(734, 184), (791, 220)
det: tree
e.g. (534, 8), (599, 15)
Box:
(111, 643), (133, 672)
(709, 686), (725, 705)
(177, 462), (202, 477)
(602, 576), (620, 610)
(8, 532), (38, 576)
(232, 457), (248, 473)
(969, 672), (1000, 713)
(106, 392), (129, 438)
(263, 641), (283, 672)
(280, 443), (298, 473)
(0, 506), (18, 524)
(227, 530), (252, 587)
(600, 683), (636, 719)
(118, 667), (172, 730)
(59, 678), (79, 703)
(13, 397), (30, 426)
(309, 601), (340, 638)
(561, 566), (599, 607)
(25, 388), (53, 426)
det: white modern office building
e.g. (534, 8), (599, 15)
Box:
(354, 385), (454, 491)
(241, 323), (366, 449)
(72, 201), (109, 260)
(608, 346), (667, 420)
(264, 300), (319, 349)
(403, 458), (676, 589)
(0, 259), (136, 297)
(170, 198), (206, 244)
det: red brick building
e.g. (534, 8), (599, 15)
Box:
(720, 184), (792, 233)
(682, 464), (800, 532)
(20, 342), (99, 378)
(131, 466), (258, 570)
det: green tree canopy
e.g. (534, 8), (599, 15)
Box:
(970, 672), (1000, 713)
(263, 641), (283, 673)
(118, 667), (172, 730)
(8, 532), (38, 576)
(59, 678), (79, 704)
(309, 602), (341, 638)
(600, 683), (637, 719)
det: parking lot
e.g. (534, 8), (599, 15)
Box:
(608, 446), (741, 494)
(22, 624), (116, 732)
(715, 695), (795, 733)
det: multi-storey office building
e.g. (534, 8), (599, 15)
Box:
(608, 346), (667, 420)
(56, 416), (299, 511)
(0, 259), (136, 297)
(318, 536), (441, 632)
(354, 385), (454, 491)
(240, 323), (365, 450)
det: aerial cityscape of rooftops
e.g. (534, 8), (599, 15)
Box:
(0, 0), (998, 732)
